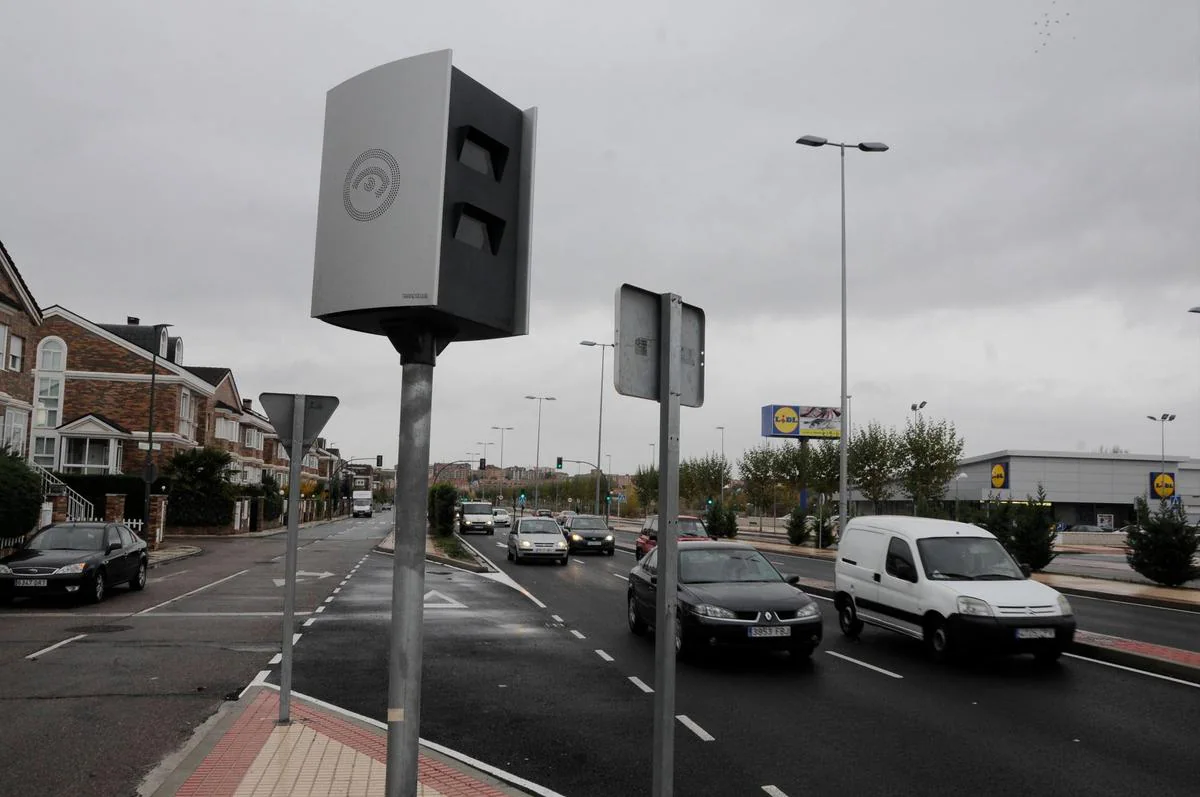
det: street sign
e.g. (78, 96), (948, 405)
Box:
(260, 393), (340, 452)
(614, 283), (704, 407)
(141, 463), (159, 485)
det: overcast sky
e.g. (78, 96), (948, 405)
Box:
(2, 1), (1197, 477)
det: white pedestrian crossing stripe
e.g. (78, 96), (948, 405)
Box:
(424, 590), (467, 609)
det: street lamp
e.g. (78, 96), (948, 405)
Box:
(525, 395), (555, 508)
(954, 472), (968, 520)
(581, 340), (615, 515)
(650, 442), (655, 465)
(143, 322), (172, 531)
(1146, 413), (1176, 480)
(797, 133), (888, 536)
(715, 426), (726, 504)
(475, 441), (493, 466)
(491, 426), (514, 471)
(910, 400), (927, 413)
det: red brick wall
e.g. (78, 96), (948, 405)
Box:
(33, 315), (174, 376)
(0, 272), (39, 410)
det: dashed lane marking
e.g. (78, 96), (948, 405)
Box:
(677, 714), (714, 741)
(826, 650), (903, 679)
(628, 676), (653, 693)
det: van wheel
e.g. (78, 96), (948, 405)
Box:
(838, 602), (863, 638)
(926, 618), (953, 662)
(1035, 647), (1062, 665)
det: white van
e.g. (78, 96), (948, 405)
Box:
(833, 516), (1075, 662)
(351, 490), (373, 518)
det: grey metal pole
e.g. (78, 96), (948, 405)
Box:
(533, 400), (543, 509)
(652, 292), (683, 797)
(278, 393), (305, 724)
(385, 336), (436, 797)
(718, 426), (725, 505)
(593, 347), (606, 515)
(142, 341), (160, 528)
(838, 144), (849, 535)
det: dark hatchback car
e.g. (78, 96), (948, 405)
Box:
(562, 515), (615, 555)
(627, 541), (823, 660)
(0, 522), (148, 604)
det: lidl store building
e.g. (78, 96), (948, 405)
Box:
(931, 450), (1199, 528)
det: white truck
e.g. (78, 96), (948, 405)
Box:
(352, 490), (374, 518)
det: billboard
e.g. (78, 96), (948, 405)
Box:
(1149, 471), (1176, 499)
(760, 405), (841, 439)
(990, 462), (1010, 490)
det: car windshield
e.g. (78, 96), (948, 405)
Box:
(28, 525), (106, 551)
(677, 519), (707, 537)
(462, 503), (491, 515)
(492, 509), (507, 516)
(519, 520), (561, 534)
(572, 518), (607, 530)
(916, 537), (1024, 581)
(679, 549), (781, 584)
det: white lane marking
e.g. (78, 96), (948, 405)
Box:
(595, 649), (614, 662)
(628, 676), (654, 693)
(496, 543), (506, 549)
(340, 580), (348, 586)
(573, 559), (586, 565)
(269, 653), (282, 665)
(551, 614), (564, 623)
(1068, 594), (1200, 616)
(293, 633), (302, 645)
(26, 633), (87, 660)
(826, 650), (904, 679)
(612, 573), (629, 582)
(333, 588), (341, 594)
(239, 670), (271, 698)
(147, 569), (191, 584)
(315, 606), (325, 614)
(762, 787), (790, 797)
(135, 612), (313, 618)
(570, 629), (586, 640)
(812, 594), (834, 602)
(324, 596), (334, 603)
(1063, 653), (1200, 689)
(676, 714), (714, 741)
(136, 569), (250, 615)
(303, 618), (315, 627)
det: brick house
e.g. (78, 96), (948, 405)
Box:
(26, 309), (215, 475)
(0, 240), (42, 457)
(187, 366), (275, 487)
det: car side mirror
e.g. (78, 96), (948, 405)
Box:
(107, 542), (122, 554)
(1019, 563), (1032, 578)
(650, 575), (658, 585)
(785, 574), (800, 586)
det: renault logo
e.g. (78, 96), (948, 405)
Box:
(764, 612), (774, 622)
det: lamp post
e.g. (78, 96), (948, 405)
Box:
(1146, 413), (1176, 484)
(491, 426), (514, 471)
(650, 442), (655, 465)
(525, 395), (555, 509)
(954, 472), (968, 520)
(908, 401), (927, 513)
(580, 340), (614, 516)
(797, 134), (888, 538)
(475, 441), (493, 466)
(715, 425), (726, 504)
(142, 323), (172, 532)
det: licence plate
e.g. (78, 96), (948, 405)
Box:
(587, 541), (601, 546)
(15, 579), (48, 587)
(1016, 627), (1056, 639)
(748, 626), (791, 638)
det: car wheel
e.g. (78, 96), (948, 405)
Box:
(789, 644), (816, 661)
(488, 530), (494, 535)
(130, 559), (148, 591)
(926, 618), (953, 662)
(607, 549), (615, 557)
(89, 569), (107, 604)
(0, 592), (12, 605)
(558, 557), (569, 566)
(674, 616), (695, 660)
(1035, 647), (1062, 665)
(506, 549), (514, 561)
(628, 593), (647, 636)
(838, 601), (863, 638)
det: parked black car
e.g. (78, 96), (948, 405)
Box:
(0, 522), (148, 604)
(627, 540), (823, 660)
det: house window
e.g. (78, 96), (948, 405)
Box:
(37, 338), (66, 372)
(2, 409), (29, 456)
(61, 438), (118, 475)
(179, 389), (197, 440)
(0, 323), (7, 363)
(244, 427), (263, 450)
(32, 435), (56, 469)
(8, 335), (25, 371)
(35, 376), (62, 428)
(215, 417), (239, 441)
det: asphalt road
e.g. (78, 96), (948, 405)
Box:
(0, 514), (390, 797)
(290, 532), (1200, 797)
(607, 526), (1200, 653)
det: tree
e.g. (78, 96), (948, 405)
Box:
(164, 447), (236, 527)
(631, 466), (658, 514)
(260, 473), (284, 522)
(680, 454), (730, 510)
(1007, 485), (1057, 571)
(1127, 497), (1199, 587)
(808, 440), (840, 506)
(982, 494), (1016, 550)
(704, 502), (738, 539)
(900, 414), (965, 515)
(0, 449), (42, 539)
(737, 445), (778, 520)
(427, 483), (458, 537)
(848, 422), (902, 513)
(775, 441), (810, 499)
(786, 504), (810, 546)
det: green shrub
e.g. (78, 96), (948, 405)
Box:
(1, 450), (42, 538)
(260, 474), (284, 522)
(53, 473), (169, 520)
(786, 506), (809, 546)
(1006, 486), (1057, 571)
(704, 502), (738, 539)
(1127, 497), (1199, 587)
(164, 447), (236, 527)
(427, 483), (458, 536)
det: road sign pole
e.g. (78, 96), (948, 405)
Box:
(652, 292), (683, 797)
(385, 332), (437, 797)
(279, 393), (305, 724)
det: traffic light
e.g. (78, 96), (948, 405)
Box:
(606, 493), (612, 504)
(706, 496), (714, 507)
(479, 458), (486, 470)
(556, 456), (563, 470)
(376, 455), (383, 467)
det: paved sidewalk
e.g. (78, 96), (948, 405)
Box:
(144, 686), (545, 797)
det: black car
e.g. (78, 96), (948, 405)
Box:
(563, 514), (614, 555)
(627, 541), (823, 660)
(0, 522), (148, 604)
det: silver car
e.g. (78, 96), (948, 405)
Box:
(507, 517), (569, 565)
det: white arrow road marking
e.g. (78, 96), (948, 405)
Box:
(424, 590), (467, 609)
(272, 570), (336, 588)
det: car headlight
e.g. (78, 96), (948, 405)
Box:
(570, 533), (582, 542)
(796, 602), (821, 618)
(1057, 594), (1073, 616)
(605, 535), (614, 541)
(53, 563), (89, 575)
(692, 604), (737, 619)
(0, 564), (11, 574)
(956, 596), (993, 617)
(485, 519), (493, 525)
(556, 541), (568, 550)
(519, 540), (533, 549)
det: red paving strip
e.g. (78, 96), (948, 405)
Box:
(176, 690), (277, 797)
(1075, 630), (1200, 668)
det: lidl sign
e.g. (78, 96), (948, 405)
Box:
(1149, 471), (1176, 499)
(760, 405), (841, 439)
